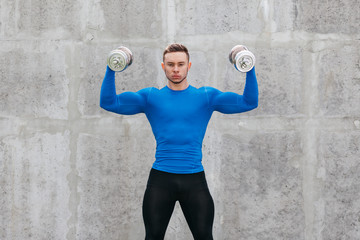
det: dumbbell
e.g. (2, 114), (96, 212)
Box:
(107, 46), (133, 72)
(229, 45), (255, 72)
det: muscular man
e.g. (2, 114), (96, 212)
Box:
(100, 43), (258, 240)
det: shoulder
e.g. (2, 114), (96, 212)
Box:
(137, 87), (159, 96)
(137, 87), (152, 93)
(198, 86), (222, 96)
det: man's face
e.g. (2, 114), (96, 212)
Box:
(161, 52), (191, 85)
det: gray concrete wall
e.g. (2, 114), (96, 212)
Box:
(0, 0), (359, 239)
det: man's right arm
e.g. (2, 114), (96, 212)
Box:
(100, 66), (149, 115)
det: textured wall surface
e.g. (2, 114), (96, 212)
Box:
(1, 0), (359, 239)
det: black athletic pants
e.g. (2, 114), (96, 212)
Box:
(142, 168), (215, 240)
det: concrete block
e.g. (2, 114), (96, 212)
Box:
(256, 47), (304, 116)
(0, 0), (83, 39)
(317, 45), (360, 117)
(317, 131), (360, 239)
(0, 132), (71, 239)
(97, 0), (163, 39)
(76, 124), (154, 240)
(0, 139), (11, 240)
(293, 0), (360, 34)
(208, 129), (304, 239)
(79, 45), (163, 117)
(176, 0), (264, 35)
(0, 41), (69, 119)
(0, 118), (21, 137)
(273, 1), (298, 32)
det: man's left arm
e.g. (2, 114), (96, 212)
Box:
(209, 67), (258, 114)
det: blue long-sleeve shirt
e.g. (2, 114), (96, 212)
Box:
(100, 66), (258, 173)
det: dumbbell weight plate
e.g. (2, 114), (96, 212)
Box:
(107, 46), (133, 72)
(229, 45), (255, 72)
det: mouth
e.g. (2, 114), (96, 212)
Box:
(167, 74), (187, 85)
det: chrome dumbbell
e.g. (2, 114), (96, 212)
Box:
(229, 45), (255, 72)
(107, 46), (133, 72)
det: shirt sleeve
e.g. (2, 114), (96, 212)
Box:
(206, 67), (258, 114)
(100, 66), (150, 115)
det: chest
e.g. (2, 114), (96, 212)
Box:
(146, 90), (210, 121)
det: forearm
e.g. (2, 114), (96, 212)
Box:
(242, 67), (258, 108)
(100, 66), (117, 111)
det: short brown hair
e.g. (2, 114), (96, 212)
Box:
(163, 43), (190, 62)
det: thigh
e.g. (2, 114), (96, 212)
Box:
(180, 186), (215, 240)
(142, 185), (176, 240)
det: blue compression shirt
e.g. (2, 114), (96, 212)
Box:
(100, 66), (258, 174)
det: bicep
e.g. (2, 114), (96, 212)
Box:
(211, 90), (255, 114)
(103, 89), (149, 115)
(114, 91), (146, 115)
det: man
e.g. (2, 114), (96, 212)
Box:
(100, 43), (258, 240)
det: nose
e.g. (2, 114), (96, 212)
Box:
(173, 65), (179, 72)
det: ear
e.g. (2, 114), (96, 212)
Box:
(188, 61), (192, 70)
(161, 62), (165, 70)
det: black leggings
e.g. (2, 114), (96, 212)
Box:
(142, 168), (215, 240)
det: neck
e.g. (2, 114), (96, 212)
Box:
(167, 78), (189, 91)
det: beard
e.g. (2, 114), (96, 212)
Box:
(166, 74), (187, 85)
(165, 69), (189, 85)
